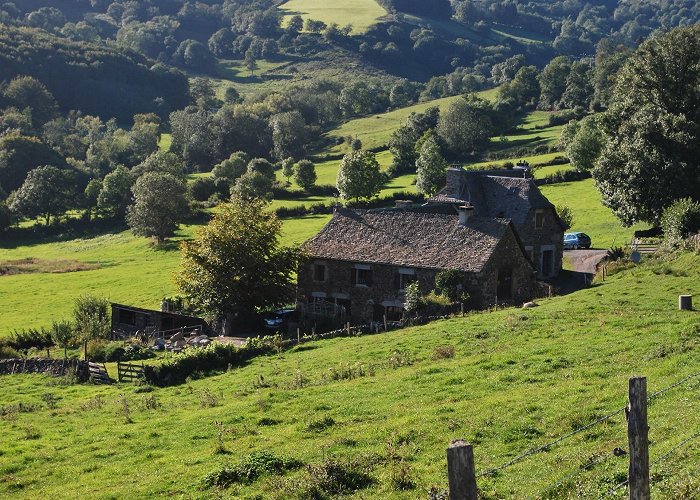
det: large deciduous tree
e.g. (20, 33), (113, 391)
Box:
(436, 96), (493, 157)
(97, 165), (133, 219)
(415, 135), (448, 196)
(10, 165), (74, 225)
(126, 172), (188, 243)
(593, 25), (700, 225)
(176, 199), (303, 335)
(294, 159), (317, 191)
(567, 116), (605, 172)
(336, 150), (385, 202)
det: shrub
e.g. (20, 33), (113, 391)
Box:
(7, 328), (54, 352)
(388, 350), (413, 369)
(203, 451), (303, 488)
(296, 458), (374, 496)
(432, 345), (455, 360)
(144, 339), (275, 386)
(306, 416), (336, 432)
(0, 341), (20, 359)
(661, 198), (700, 243)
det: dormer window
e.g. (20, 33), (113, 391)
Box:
(535, 210), (544, 228)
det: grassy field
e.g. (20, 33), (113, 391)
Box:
(1, 252), (699, 498)
(541, 178), (646, 249)
(278, 0), (388, 34)
(324, 88), (499, 154)
(0, 216), (330, 336)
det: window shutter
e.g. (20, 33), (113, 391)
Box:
(351, 268), (357, 285)
(367, 270), (373, 286)
(394, 272), (400, 290)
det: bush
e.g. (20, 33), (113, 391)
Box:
(203, 451), (303, 488)
(144, 339), (275, 386)
(0, 341), (20, 359)
(306, 416), (336, 432)
(432, 345), (455, 360)
(661, 198), (700, 243)
(188, 177), (216, 202)
(8, 328), (54, 352)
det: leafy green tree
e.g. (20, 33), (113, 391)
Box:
(556, 205), (574, 230)
(0, 201), (13, 232)
(434, 270), (466, 302)
(592, 39), (630, 111)
(9, 166), (74, 225)
(436, 96), (493, 157)
(189, 177), (216, 202)
(281, 157), (295, 183)
(567, 116), (605, 172)
(660, 198), (700, 242)
(169, 107), (216, 171)
(50, 320), (74, 360)
(231, 171), (274, 201)
(127, 172), (188, 243)
(174, 39), (215, 72)
(247, 158), (276, 181)
(131, 151), (184, 180)
(73, 295), (110, 360)
(538, 56), (572, 109)
(287, 15), (304, 33)
(389, 124), (419, 175)
(83, 178), (102, 220)
(97, 166), (133, 218)
(213, 152), (249, 184)
(498, 66), (540, 108)
(270, 111), (308, 160)
(593, 25), (700, 225)
(176, 199), (303, 335)
(561, 61), (594, 110)
(3, 76), (58, 127)
(244, 48), (258, 76)
(415, 135), (448, 196)
(336, 150), (385, 202)
(0, 132), (65, 191)
(294, 159), (317, 191)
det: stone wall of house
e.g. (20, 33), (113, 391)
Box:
(517, 207), (563, 278)
(298, 260), (440, 324)
(476, 226), (539, 305)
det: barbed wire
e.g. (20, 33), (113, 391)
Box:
(541, 451), (616, 496)
(651, 428), (700, 467)
(478, 369), (700, 481)
(478, 405), (627, 478)
(647, 369), (700, 402)
(601, 427), (700, 498)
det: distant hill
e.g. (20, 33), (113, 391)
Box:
(0, 25), (189, 121)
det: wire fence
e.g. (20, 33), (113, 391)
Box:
(473, 368), (700, 495)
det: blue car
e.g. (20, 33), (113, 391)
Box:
(564, 232), (591, 250)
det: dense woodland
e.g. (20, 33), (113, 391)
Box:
(0, 0), (698, 237)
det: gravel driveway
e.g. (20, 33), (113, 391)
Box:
(564, 249), (609, 274)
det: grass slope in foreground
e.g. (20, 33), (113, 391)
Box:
(1, 253), (699, 497)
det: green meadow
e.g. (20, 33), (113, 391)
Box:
(324, 87), (499, 154)
(1, 251), (699, 498)
(278, 0), (388, 34)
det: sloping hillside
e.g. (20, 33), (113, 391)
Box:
(1, 252), (699, 497)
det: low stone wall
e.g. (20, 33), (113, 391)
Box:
(0, 358), (87, 379)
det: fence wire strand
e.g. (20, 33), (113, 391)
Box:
(478, 405), (627, 478)
(651, 428), (700, 467)
(478, 370), (700, 483)
(541, 451), (615, 496)
(648, 369), (700, 401)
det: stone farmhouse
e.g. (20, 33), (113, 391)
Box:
(297, 168), (564, 325)
(428, 168), (565, 279)
(298, 206), (539, 324)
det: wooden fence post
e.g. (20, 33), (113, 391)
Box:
(627, 376), (650, 500)
(446, 439), (477, 500)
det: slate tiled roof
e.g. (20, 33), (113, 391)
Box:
(430, 169), (553, 226)
(303, 208), (511, 273)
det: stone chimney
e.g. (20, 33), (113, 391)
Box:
(457, 204), (474, 225)
(444, 166), (465, 196)
(394, 200), (412, 210)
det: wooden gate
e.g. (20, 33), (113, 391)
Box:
(117, 361), (145, 383)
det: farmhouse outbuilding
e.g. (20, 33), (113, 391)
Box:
(429, 168), (565, 278)
(297, 207), (538, 324)
(111, 303), (206, 336)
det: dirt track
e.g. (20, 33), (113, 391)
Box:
(564, 249), (608, 274)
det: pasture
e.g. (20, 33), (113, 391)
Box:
(279, 0), (388, 34)
(1, 251), (699, 498)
